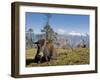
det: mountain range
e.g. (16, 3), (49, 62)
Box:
(30, 32), (89, 48)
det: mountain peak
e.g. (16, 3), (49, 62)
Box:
(68, 32), (87, 36)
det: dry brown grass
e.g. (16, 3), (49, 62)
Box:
(26, 48), (89, 67)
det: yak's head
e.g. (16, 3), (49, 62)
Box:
(34, 39), (46, 48)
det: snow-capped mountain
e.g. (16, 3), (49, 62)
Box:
(68, 31), (88, 37)
(26, 32), (89, 48)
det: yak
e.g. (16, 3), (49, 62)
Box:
(34, 39), (57, 63)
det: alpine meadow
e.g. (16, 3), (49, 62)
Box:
(25, 12), (90, 67)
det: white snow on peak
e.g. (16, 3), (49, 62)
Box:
(68, 31), (87, 36)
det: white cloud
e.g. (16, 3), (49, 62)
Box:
(57, 29), (66, 34)
(68, 31), (87, 36)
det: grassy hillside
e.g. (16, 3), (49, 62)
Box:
(26, 48), (89, 67)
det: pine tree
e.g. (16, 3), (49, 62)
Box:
(41, 23), (57, 43)
(26, 28), (34, 48)
(41, 13), (57, 42)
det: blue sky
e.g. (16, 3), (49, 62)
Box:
(25, 12), (89, 35)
